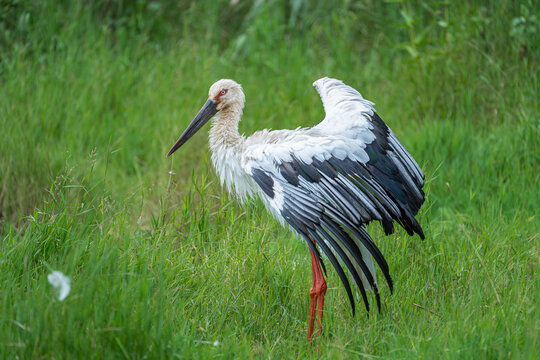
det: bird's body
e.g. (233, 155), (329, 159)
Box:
(168, 77), (425, 339)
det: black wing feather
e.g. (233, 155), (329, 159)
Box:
(320, 215), (380, 311)
(308, 228), (356, 316)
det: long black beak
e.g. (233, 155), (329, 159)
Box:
(167, 99), (218, 157)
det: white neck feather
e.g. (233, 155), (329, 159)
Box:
(208, 104), (254, 201)
(209, 104), (244, 149)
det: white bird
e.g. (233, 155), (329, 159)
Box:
(167, 77), (425, 340)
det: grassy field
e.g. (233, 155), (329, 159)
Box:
(0, 0), (538, 358)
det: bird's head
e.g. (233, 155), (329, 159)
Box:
(208, 79), (245, 111)
(167, 79), (244, 157)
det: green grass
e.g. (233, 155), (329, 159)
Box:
(0, 0), (538, 358)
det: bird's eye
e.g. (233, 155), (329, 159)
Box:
(220, 89), (227, 95)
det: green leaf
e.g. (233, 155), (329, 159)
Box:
(404, 45), (419, 58)
(437, 20), (448, 28)
(400, 9), (414, 27)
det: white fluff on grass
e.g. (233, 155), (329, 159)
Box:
(47, 271), (71, 301)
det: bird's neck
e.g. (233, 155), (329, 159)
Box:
(208, 104), (254, 200)
(209, 104), (245, 151)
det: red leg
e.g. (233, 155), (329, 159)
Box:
(307, 246), (327, 341)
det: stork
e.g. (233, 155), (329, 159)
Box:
(167, 77), (425, 340)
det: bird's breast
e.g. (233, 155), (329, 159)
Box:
(210, 145), (256, 202)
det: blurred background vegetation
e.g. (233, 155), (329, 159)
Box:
(0, 1), (538, 358)
(0, 0), (538, 221)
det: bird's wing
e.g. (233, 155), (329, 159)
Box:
(313, 77), (424, 189)
(242, 80), (425, 314)
(312, 77), (377, 137)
